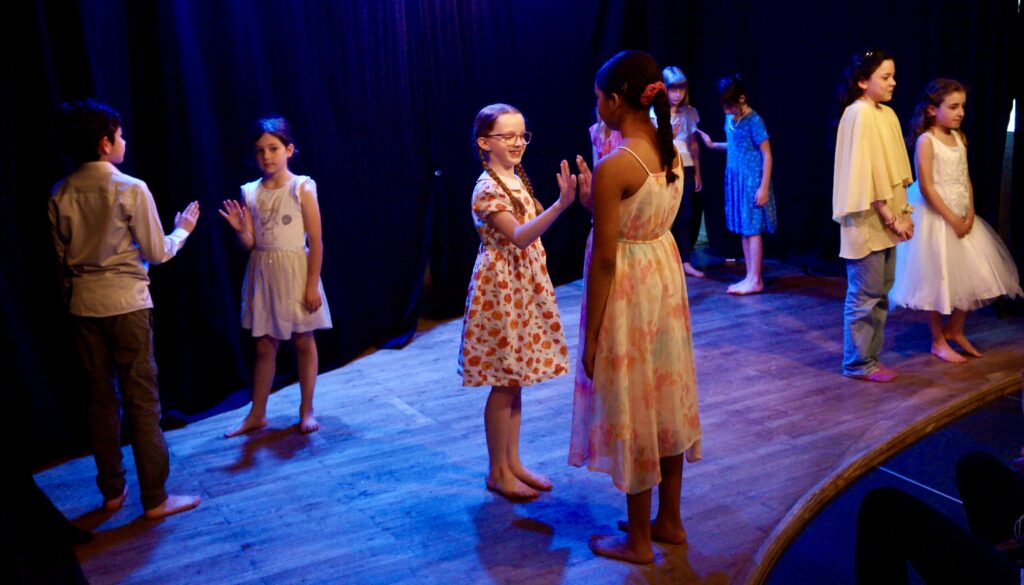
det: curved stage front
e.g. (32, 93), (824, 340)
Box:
(36, 261), (1024, 584)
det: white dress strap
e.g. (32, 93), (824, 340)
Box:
(616, 146), (653, 175)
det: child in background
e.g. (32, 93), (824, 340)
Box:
(662, 66), (705, 278)
(459, 103), (581, 501)
(890, 79), (1021, 362)
(698, 74), (777, 294)
(221, 117), (332, 437)
(590, 109), (622, 164)
(832, 50), (914, 382)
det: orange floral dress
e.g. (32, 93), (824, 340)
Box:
(569, 147), (702, 494)
(458, 172), (569, 387)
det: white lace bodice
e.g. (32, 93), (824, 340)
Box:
(924, 132), (970, 216)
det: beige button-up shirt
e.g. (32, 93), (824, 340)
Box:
(49, 161), (190, 317)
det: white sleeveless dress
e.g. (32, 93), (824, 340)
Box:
(891, 132), (1021, 314)
(240, 175), (332, 339)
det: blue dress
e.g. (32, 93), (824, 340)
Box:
(724, 111), (777, 236)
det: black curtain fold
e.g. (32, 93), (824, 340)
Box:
(8, 0), (1019, 467)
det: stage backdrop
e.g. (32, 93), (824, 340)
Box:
(7, 0), (1018, 466)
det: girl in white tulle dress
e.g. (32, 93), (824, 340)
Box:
(891, 80), (1021, 363)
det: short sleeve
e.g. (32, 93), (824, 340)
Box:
(750, 114), (769, 146)
(472, 180), (513, 220)
(295, 176), (318, 203)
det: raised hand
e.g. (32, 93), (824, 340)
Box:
(174, 201), (201, 233)
(575, 155), (593, 210)
(218, 199), (249, 233)
(554, 159), (578, 210)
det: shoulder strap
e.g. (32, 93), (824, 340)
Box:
(615, 146), (653, 175)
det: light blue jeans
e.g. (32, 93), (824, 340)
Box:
(842, 248), (895, 376)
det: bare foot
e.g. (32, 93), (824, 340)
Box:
(102, 484), (128, 511)
(683, 262), (705, 278)
(510, 465), (552, 491)
(726, 277), (749, 294)
(485, 471), (538, 501)
(224, 414), (268, 438)
(931, 341), (967, 364)
(143, 494), (201, 519)
(945, 333), (982, 358)
(617, 519), (687, 544)
(298, 413), (320, 434)
(731, 279), (763, 296)
(589, 534), (654, 564)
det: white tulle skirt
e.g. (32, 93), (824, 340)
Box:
(891, 183), (1022, 314)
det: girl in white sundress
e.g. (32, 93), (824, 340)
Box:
(220, 117), (332, 436)
(890, 79), (1022, 362)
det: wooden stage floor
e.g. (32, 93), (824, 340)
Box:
(36, 261), (1024, 584)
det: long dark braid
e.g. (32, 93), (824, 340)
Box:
(650, 89), (678, 183)
(595, 50), (679, 184)
(514, 163), (542, 215)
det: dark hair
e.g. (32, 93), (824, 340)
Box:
(253, 116), (298, 154)
(717, 73), (746, 107)
(907, 79), (969, 147)
(839, 49), (895, 108)
(471, 103), (539, 220)
(595, 50), (678, 183)
(59, 98), (121, 165)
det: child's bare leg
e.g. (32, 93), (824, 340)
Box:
(616, 454), (687, 543)
(484, 386), (537, 500)
(728, 238), (752, 293)
(732, 235), (764, 295)
(944, 309), (982, 357)
(591, 490), (655, 564)
(506, 390), (551, 491)
(225, 336), (277, 437)
(929, 312), (966, 363)
(652, 454), (687, 543)
(294, 332), (320, 433)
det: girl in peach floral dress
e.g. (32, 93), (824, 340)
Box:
(570, 50), (702, 564)
(458, 103), (583, 501)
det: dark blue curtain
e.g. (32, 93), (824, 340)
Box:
(6, 0), (1019, 466)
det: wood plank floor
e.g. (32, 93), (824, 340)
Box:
(35, 260), (1024, 585)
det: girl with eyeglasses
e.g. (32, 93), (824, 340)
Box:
(458, 103), (585, 501)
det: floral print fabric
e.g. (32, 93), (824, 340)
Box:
(458, 172), (569, 387)
(569, 149), (703, 494)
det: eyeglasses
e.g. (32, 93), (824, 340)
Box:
(485, 131), (532, 145)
